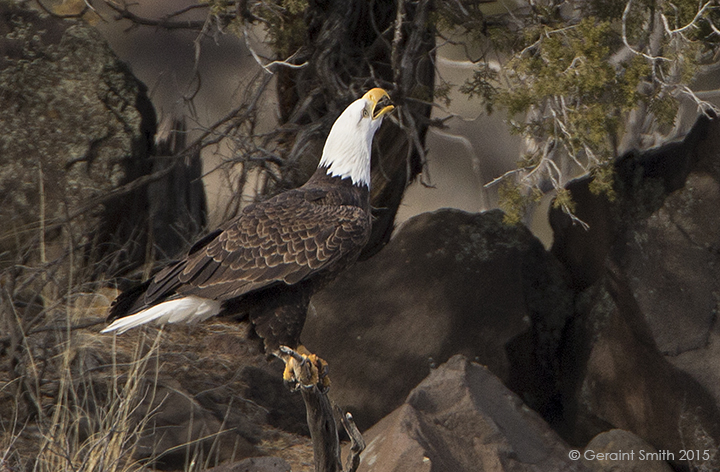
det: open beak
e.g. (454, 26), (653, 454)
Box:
(363, 88), (395, 120)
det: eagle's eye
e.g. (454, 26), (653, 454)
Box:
(362, 108), (369, 119)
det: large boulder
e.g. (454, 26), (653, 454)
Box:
(581, 429), (673, 472)
(0, 5), (205, 285)
(550, 115), (720, 358)
(304, 208), (573, 430)
(355, 355), (588, 472)
(620, 170), (719, 356)
(550, 114), (720, 470)
(559, 273), (720, 470)
(0, 4), (155, 274)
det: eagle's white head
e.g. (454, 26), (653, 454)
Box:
(319, 88), (394, 188)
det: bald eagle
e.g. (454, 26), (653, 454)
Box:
(102, 89), (394, 364)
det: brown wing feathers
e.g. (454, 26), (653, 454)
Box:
(111, 190), (368, 321)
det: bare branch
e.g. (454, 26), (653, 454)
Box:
(621, 0), (671, 63)
(484, 168), (525, 188)
(338, 409), (365, 472)
(242, 27), (308, 74)
(661, 1), (715, 35)
(103, 1), (213, 30)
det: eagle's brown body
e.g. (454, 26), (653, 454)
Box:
(103, 88), (393, 355)
(107, 168), (370, 350)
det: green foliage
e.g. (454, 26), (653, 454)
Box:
(445, 0), (720, 221)
(649, 94), (679, 129)
(263, 0), (309, 57)
(283, 0), (309, 15)
(434, 80), (453, 108)
(498, 180), (542, 226)
(207, 0), (309, 57)
(588, 164), (617, 200)
(459, 65), (497, 114)
(495, 18), (633, 161)
(552, 187), (577, 212)
(498, 180), (526, 226)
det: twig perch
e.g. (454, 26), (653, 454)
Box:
(280, 346), (365, 472)
(301, 386), (342, 472)
(338, 409), (365, 472)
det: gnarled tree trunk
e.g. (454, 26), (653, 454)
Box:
(275, 0), (436, 257)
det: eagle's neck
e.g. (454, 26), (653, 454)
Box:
(305, 166), (370, 210)
(317, 124), (374, 188)
(307, 165), (369, 192)
(316, 94), (385, 188)
(317, 148), (371, 188)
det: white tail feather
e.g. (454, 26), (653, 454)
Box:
(101, 296), (222, 334)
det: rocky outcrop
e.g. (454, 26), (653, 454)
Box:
(550, 115), (720, 470)
(582, 429), (673, 472)
(620, 170), (719, 356)
(304, 208), (573, 430)
(205, 456), (291, 472)
(550, 116), (720, 356)
(355, 355), (588, 472)
(559, 272), (720, 469)
(0, 4), (154, 273)
(0, 4), (205, 281)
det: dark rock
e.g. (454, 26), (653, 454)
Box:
(133, 382), (258, 470)
(668, 323), (720, 409)
(304, 208), (573, 430)
(0, 5), (206, 279)
(355, 355), (588, 472)
(0, 4), (155, 272)
(550, 115), (713, 292)
(205, 456), (291, 472)
(239, 364), (309, 435)
(549, 116), (720, 357)
(549, 115), (720, 469)
(559, 269), (720, 471)
(582, 429), (673, 472)
(613, 117), (720, 358)
(620, 171), (720, 355)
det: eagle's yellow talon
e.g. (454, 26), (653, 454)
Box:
(279, 345), (330, 390)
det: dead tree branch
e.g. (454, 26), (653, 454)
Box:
(103, 1), (214, 30)
(281, 346), (366, 472)
(301, 387), (342, 472)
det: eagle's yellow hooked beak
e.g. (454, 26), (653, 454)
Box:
(363, 88), (395, 120)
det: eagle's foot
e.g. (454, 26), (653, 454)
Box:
(279, 345), (330, 392)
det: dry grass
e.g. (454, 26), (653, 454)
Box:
(1, 294), (163, 472)
(0, 287), (316, 472)
(0, 199), (314, 471)
(257, 428), (315, 472)
(32, 336), (159, 472)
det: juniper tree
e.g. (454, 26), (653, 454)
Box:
(447, 0), (720, 224)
